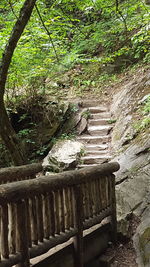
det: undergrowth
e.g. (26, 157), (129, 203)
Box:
(134, 95), (150, 132)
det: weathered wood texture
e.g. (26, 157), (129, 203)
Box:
(0, 163), (42, 184)
(0, 162), (119, 267)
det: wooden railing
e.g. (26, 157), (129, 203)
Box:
(0, 163), (42, 184)
(0, 162), (119, 267)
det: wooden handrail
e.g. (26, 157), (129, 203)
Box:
(0, 162), (119, 203)
(0, 163), (42, 183)
(0, 162), (119, 267)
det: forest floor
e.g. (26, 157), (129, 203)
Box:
(99, 213), (140, 266)
(110, 240), (138, 267)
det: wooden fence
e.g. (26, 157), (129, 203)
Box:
(0, 163), (42, 184)
(0, 162), (119, 267)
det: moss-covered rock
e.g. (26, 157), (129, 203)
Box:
(42, 140), (84, 172)
(134, 215), (150, 267)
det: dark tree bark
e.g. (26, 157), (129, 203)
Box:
(0, 0), (37, 165)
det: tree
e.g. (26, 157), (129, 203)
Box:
(0, 0), (149, 166)
(0, 0), (37, 165)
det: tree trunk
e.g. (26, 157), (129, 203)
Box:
(0, 100), (26, 165)
(0, 0), (37, 165)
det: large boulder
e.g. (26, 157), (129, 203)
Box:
(77, 117), (87, 135)
(133, 201), (150, 267)
(110, 68), (150, 246)
(114, 143), (150, 236)
(42, 140), (84, 172)
(59, 104), (89, 136)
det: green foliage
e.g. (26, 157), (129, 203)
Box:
(69, 103), (79, 113)
(36, 145), (48, 156)
(79, 148), (86, 157)
(135, 96), (150, 132)
(58, 132), (76, 140)
(81, 110), (91, 119)
(0, 0), (149, 167)
(107, 119), (117, 124)
(140, 117), (150, 129)
(51, 132), (76, 145)
(0, 0), (149, 100)
(18, 128), (36, 144)
(143, 96), (150, 114)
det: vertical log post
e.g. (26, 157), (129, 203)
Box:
(43, 194), (50, 239)
(30, 197), (38, 245)
(54, 191), (60, 235)
(1, 205), (9, 259)
(49, 192), (55, 236)
(73, 185), (84, 267)
(25, 200), (32, 248)
(60, 190), (65, 233)
(36, 195), (44, 242)
(65, 187), (71, 230)
(110, 174), (117, 243)
(9, 203), (17, 254)
(16, 200), (30, 267)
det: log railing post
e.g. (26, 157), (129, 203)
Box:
(16, 200), (30, 267)
(110, 174), (117, 243)
(1, 204), (9, 259)
(73, 185), (84, 267)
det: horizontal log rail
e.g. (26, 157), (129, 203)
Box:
(0, 163), (42, 184)
(0, 162), (119, 267)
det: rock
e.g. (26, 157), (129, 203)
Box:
(133, 214), (150, 266)
(42, 140), (84, 172)
(112, 135), (150, 237)
(116, 166), (150, 233)
(33, 100), (69, 146)
(113, 139), (150, 184)
(138, 94), (150, 105)
(77, 117), (87, 135)
(45, 171), (57, 176)
(110, 69), (150, 240)
(111, 71), (150, 150)
(58, 105), (81, 135)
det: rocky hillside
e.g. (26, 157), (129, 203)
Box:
(110, 67), (150, 266)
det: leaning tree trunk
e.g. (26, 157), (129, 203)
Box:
(0, 100), (25, 165)
(0, 0), (37, 165)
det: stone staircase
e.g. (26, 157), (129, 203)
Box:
(77, 100), (112, 168)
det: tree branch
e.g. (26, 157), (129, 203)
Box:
(35, 4), (59, 63)
(0, 0), (37, 101)
(115, 0), (128, 33)
(8, 0), (19, 20)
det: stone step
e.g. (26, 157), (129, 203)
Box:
(88, 119), (110, 126)
(85, 150), (109, 156)
(88, 106), (108, 113)
(81, 155), (112, 164)
(77, 135), (110, 144)
(88, 129), (110, 136)
(88, 125), (112, 136)
(77, 164), (98, 169)
(91, 112), (111, 119)
(85, 144), (108, 151)
(80, 100), (104, 108)
(88, 125), (111, 131)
